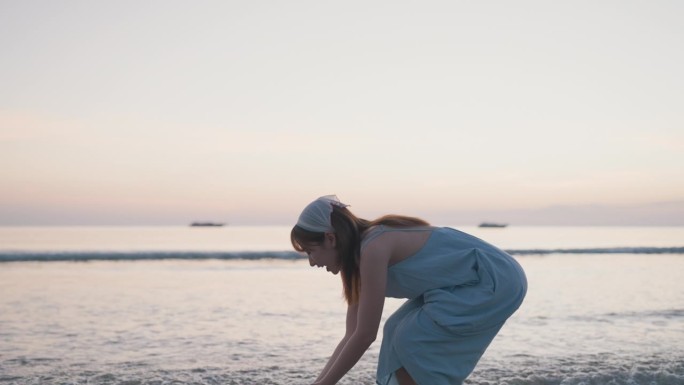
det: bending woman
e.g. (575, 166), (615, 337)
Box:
(291, 195), (527, 385)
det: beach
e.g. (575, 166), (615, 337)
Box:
(3, 2), (683, 383)
(1, 226), (683, 384)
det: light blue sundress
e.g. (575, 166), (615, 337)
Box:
(361, 226), (527, 385)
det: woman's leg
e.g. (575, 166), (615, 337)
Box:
(395, 367), (418, 385)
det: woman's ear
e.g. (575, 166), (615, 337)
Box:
(325, 232), (337, 248)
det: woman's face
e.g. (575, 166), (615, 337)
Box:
(303, 233), (340, 275)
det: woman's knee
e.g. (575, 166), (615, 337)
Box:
(383, 311), (402, 336)
(384, 300), (422, 337)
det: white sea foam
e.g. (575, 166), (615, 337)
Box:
(1, 352), (682, 384)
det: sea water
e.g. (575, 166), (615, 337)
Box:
(0, 226), (682, 385)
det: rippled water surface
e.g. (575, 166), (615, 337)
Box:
(1, 226), (683, 384)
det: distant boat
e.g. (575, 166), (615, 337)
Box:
(190, 222), (226, 227)
(478, 222), (508, 228)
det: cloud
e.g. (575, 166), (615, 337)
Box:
(0, 110), (86, 142)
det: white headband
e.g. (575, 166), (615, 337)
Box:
(296, 195), (350, 233)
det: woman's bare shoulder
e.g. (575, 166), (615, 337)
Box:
(360, 229), (393, 265)
(364, 227), (434, 267)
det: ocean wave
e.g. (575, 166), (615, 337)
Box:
(471, 352), (684, 385)
(0, 251), (303, 262)
(1, 352), (683, 385)
(0, 246), (682, 262)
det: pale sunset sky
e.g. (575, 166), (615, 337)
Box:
(1, 1), (682, 226)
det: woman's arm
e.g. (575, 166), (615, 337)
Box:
(312, 242), (391, 385)
(314, 303), (358, 382)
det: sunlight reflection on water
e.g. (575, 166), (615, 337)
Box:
(1, 255), (683, 384)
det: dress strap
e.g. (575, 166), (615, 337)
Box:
(360, 225), (387, 250)
(360, 225), (435, 250)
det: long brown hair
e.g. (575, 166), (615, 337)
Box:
(291, 205), (429, 304)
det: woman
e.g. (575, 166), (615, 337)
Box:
(291, 195), (527, 385)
